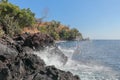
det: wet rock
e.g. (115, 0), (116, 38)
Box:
(13, 32), (54, 50)
(0, 48), (80, 80)
(0, 51), (46, 80)
(0, 35), (22, 54)
(0, 68), (12, 80)
(32, 66), (80, 80)
(22, 54), (45, 71)
(22, 47), (33, 54)
(0, 33), (80, 80)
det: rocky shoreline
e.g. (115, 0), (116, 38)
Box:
(0, 32), (80, 80)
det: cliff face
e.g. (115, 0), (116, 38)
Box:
(0, 33), (80, 80)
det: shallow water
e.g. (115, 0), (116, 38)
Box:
(35, 40), (120, 80)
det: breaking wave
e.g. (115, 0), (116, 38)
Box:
(34, 41), (120, 80)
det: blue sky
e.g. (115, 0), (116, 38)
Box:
(9, 0), (120, 39)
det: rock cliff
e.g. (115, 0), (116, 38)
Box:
(0, 33), (80, 80)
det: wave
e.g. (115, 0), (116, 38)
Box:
(33, 45), (120, 80)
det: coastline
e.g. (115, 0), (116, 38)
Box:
(0, 33), (80, 80)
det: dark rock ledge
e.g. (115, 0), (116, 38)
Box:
(0, 32), (80, 80)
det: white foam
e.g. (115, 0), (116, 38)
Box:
(34, 47), (66, 67)
(33, 46), (119, 80)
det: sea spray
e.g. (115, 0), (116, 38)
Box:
(33, 46), (68, 67)
(58, 42), (119, 80)
(34, 41), (120, 80)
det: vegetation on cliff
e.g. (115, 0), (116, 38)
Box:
(0, 0), (35, 36)
(0, 0), (83, 40)
(37, 20), (83, 40)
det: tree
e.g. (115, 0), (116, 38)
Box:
(37, 20), (82, 40)
(0, 2), (35, 28)
(0, 15), (21, 37)
(50, 31), (60, 40)
(51, 20), (60, 28)
(18, 8), (35, 28)
(59, 29), (69, 40)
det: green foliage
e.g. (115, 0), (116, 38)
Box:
(68, 28), (79, 39)
(0, 1), (35, 37)
(51, 20), (60, 28)
(0, 2), (35, 28)
(0, 15), (21, 37)
(37, 26), (47, 34)
(50, 32), (60, 40)
(0, 1), (82, 40)
(38, 20), (83, 40)
(18, 8), (35, 28)
(59, 29), (69, 40)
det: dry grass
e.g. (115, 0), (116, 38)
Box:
(22, 27), (40, 34)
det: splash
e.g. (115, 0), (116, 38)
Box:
(33, 44), (120, 80)
(34, 46), (67, 67)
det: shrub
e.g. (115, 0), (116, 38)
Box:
(0, 1), (35, 28)
(0, 15), (21, 37)
(37, 26), (47, 34)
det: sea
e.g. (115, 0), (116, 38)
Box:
(34, 40), (120, 80)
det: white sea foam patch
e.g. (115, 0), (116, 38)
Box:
(33, 47), (67, 67)
(33, 46), (119, 80)
(58, 46), (120, 80)
(58, 46), (75, 58)
(57, 59), (119, 80)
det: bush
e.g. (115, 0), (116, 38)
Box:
(37, 21), (83, 40)
(37, 26), (47, 34)
(50, 32), (60, 40)
(0, 15), (21, 37)
(0, 1), (35, 28)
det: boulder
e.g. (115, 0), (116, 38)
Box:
(14, 32), (54, 50)
(0, 33), (80, 80)
(32, 66), (80, 80)
(0, 50), (80, 80)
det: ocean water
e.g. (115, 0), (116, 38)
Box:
(34, 40), (120, 80)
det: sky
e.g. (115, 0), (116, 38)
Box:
(9, 0), (120, 39)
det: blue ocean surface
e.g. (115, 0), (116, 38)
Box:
(57, 40), (120, 80)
